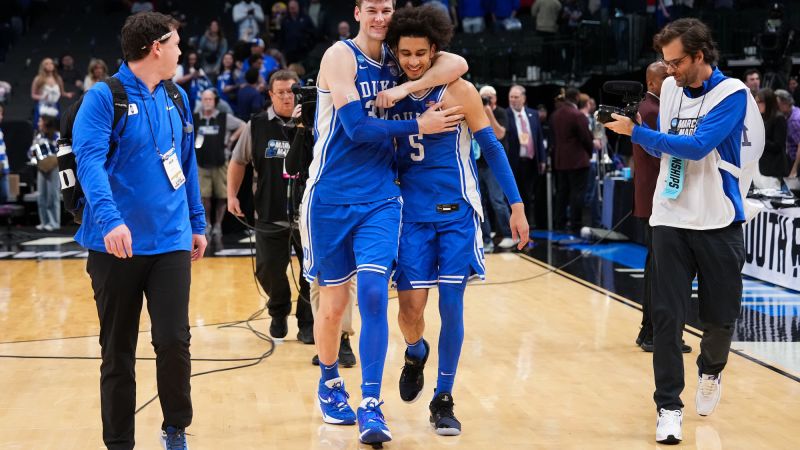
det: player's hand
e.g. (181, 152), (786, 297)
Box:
(228, 197), (244, 217)
(191, 234), (207, 262)
(509, 203), (530, 250)
(605, 113), (635, 136)
(417, 102), (464, 135)
(375, 84), (410, 109)
(104, 224), (133, 259)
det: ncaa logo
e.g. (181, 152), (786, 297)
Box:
(387, 60), (398, 77)
(670, 117), (679, 129)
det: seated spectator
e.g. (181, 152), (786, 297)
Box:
(31, 58), (63, 127)
(459, 0), (487, 34)
(236, 67), (265, 121)
(233, 0), (265, 42)
(756, 88), (788, 184)
(789, 76), (800, 107)
(197, 19), (228, 77)
(83, 58), (109, 92)
(744, 68), (761, 97)
(58, 53), (82, 100)
(337, 21), (351, 41)
(174, 51), (213, 110)
(241, 38), (280, 83)
(28, 115), (61, 231)
(217, 52), (241, 105)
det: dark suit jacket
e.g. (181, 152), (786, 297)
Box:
(506, 106), (546, 170)
(760, 114), (788, 177)
(632, 92), (661, 218)
(550, 103), (593, 171)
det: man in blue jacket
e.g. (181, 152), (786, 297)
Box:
(73, 12), (206, 450)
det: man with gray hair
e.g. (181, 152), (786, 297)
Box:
(776, 89), (800, 177)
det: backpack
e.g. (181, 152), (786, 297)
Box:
(57, 77), (187, 224)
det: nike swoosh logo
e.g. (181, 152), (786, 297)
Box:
(318, 395), (332, 404)
(358, 65), (368, 70)
(440, 372), (454, 376)
(364, 382), (379, 385)
(166, 105), (175, 110)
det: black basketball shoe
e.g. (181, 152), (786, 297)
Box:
(339, 333), (357, 367)
(399, 339), (429, 403)
(429, 391), (461, 436)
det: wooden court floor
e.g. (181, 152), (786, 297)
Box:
(1, 253), (798, 449)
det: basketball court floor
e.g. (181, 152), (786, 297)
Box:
(1, 230), (798, 449)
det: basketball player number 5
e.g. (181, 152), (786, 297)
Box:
(409, 134), (425, 161)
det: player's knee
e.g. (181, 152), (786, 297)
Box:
(399, 301), (425, 324)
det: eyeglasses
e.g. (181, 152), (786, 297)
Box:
(271, 90), (294, 98)
(140, 31), (174, 50)
(660, 54), (690, 70)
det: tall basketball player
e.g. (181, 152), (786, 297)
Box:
(299, 0), (468, 445)
(386, 5), (529, 436)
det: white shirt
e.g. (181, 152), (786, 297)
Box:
(512, 107), (533, 158)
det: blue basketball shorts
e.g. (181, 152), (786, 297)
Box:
(300, 188), (401, 286)
(394, 210), (485, 290)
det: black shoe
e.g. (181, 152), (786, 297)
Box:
(399, 339), (429, 403)
(297, 324), (315, 344)
(339, 333), (356, 367)
(311, 354), (319, 366)
(635, 327), (652, 347)
(269, 316), (288, 339)
(640, 339), (693, 353)
(429, 391), (461, 436)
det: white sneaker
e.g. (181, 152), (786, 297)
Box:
(497, 237), (516, 249)
(656, 408), (682, 444)
(696, 373), (722, 416)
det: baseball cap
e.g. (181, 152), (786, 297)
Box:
(250, 38), (265, 47)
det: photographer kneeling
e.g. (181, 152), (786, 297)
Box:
(605, 18), (764, 445)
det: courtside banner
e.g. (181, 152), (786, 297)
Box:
(742, 208), (800, 292)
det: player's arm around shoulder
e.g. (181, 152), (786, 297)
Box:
(376, 51), (468, 109)
(317, 42), (359, 109)
(444, 79), (489, 133)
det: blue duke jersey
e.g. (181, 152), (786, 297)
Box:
(392, 84), (483, 222)
(306, 40), (401, 205)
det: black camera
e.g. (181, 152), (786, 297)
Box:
(292, 82), (318, 128)
(481, 95), (490, 106)
(596, 81), (643, 124)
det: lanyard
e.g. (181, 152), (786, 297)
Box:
(137, 82), (176, 160)
(662, 90), (707, 199)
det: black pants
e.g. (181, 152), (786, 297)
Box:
(515, 157), (538, 226)
(87, 250), (193, 450)
(255, 223), (312, 327)
(650, 223), (745, 411)
(555, 167), (589, 231)
(639, 218), (653, 339)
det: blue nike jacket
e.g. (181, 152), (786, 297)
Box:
(73, 62), (205, 255)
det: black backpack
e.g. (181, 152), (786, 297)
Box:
(57, 77), (187, 224)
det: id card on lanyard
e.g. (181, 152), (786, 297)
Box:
(662, 128), (685, 199)
(162, 148), (186, 190)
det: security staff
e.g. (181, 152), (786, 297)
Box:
(228, 69), (313, 342)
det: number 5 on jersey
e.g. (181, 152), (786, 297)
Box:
(409, 134), (425, 161)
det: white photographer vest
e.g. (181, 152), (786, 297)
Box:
(650, 76), (765, 230)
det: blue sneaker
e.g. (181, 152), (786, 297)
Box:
(318, 377), (356, 425)
(357, 397), (392, 445)
(160, 426), (188, 450)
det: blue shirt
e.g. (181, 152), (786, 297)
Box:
(459, 0), (488, 17)
(235, 85), (264, 121)
(73, 62), (205, 254)
(632, 67), (748, 222)
(491, 0), (520, 19)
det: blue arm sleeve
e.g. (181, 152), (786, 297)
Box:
(474, 126), (523, 204)
(631, 90), (747, 161)
(177, 89), (206, 235)
(338, 100), (419, 143)
(72, 84), (125, 237)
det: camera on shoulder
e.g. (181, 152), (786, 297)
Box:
(596, 81), (644, 124)
(292, 81), (318, 128)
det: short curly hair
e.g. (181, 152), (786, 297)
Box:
(385, 4), (453, 52)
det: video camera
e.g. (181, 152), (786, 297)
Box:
(292, 81), (318, 128)
(596, 81), (644, 124)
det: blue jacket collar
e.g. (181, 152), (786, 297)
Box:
(117, 62), (165, 97)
